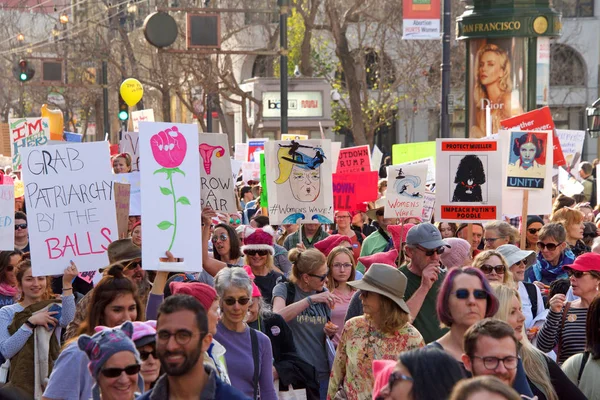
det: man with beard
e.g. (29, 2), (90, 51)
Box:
(139, 294), (248, 400)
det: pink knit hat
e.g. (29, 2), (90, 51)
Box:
(241, 226), (275, 254)
(358, 249), (398, 272)
(372, 359), (397, 400)
(131, 320), (157, 348)
(169, 281), (218, 311)
(314, 234), (352, 256)
(387, 224), (415, 252)
(439, 238), (472, 269)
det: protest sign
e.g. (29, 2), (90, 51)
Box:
(9, 117), (50, 171)
(114, 172), (141, 215)
(556, 129), (585, 170)
(331, 142), (342, 172)
(64, 132), (83, 142)
(120, 132), (140, 171)
(231, 159), (243, 182)
(371, 145), (383, 172)
(198, 133), (237, 213)
(385, 163), (428, 219)
(558, 167), (584, 197)
(139, 122), (202, 272)
(505, 131), (550, 190)
(247, 138), (268, 162)
(404, 157), (435, 185)
(131, 109), (155, 132)
(392, 141), (436, 165)
(265, 139), (334, 225)
(282, 134), (308, 140)
(435, 139), (503, 222)
(422, 191), (435, 222)
(259, 153), (268, 207)
(242, 162), (260, 183)
(0, 185), (14, 250)
(21, 141), (118, 276)
(234, 143), (248, 161)
(337, 145), (371, 173)
(500, 106), (566, 167)
(332, 171), (378, 211)
(114, 183), (131, 238)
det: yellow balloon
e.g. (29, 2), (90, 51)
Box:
(120, 78), (144, 107)
(40, 104), (64, 141)
(14, 180), (24, 198)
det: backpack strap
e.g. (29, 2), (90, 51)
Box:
(524, 282), (538, 317)
(285, 282), (296, 307)
(557, 301), (571, 362)
(250, 328), (260, 400)
(577, 351), (590, 385)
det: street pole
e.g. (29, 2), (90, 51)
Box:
(19, 82), (24, 118)
(440, 0), (451, 138)
(102, 60), (110, 141)
(279, 0), (289, 135)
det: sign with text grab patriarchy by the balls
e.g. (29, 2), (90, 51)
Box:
(198, 133), (237, 213)
(435, 139), (503, 223)
(21, 141), (118, 276)
(265, 139), (334, 225)
(9, 117), (50, 171)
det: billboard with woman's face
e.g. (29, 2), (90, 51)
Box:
(469, 38), (527, 138)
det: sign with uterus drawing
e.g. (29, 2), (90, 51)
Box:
(198, 133), (237, 213)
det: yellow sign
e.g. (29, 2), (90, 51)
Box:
(392, 141), (436, 165)
(533, 16), (548, 35)
(281, 134), (308, 141)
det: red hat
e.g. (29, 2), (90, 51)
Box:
(131, 221), (141, 232)
(371, 360), (397, 400)
(387, 224), (415, 252)
(169, 282), (217, 311)
(314, 234), (352, 257)
(564, 252), (600, 273)
(241, 226), (275, 255)
(242, 266), (263, 298)
(358, 249), (398, 272)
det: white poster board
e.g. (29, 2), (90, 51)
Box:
(198, 133), (237, 213)
(234, 143), (248, 162)
(371, 145), (383, 172)
(231, 159), (243, 183)
(384, 163), (428, 219)
(21, 142), (118, 276)
(265, 139), (334, 225)
(9, 117), (51, 171)
(120, 132), (140, 171)
(422, 191), (435, 222)
(131, 109), (155, 132)
(242, 162), (260, 183)
(139, 122), (202, 272)
(0, 185), (14, 250)
(435, 139), (503, 223)
(558, 167), (584, 197)
(331, 142), (342, 173)
(556, 129), (585, 170)
(404, 157), (435, 185)
(114, 172), (141, 215)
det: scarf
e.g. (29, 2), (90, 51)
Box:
(569, 240), (590, 259)
(532, 249), (575, 285)
(0, 283), (18, 298)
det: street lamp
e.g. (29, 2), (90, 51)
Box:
(127, 2), (138, 14)
(586, 97), (600, 138)
(59, 13), (69, 24)
(16, 33), (24, 42)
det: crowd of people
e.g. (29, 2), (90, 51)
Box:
(0, 153), (599, 400)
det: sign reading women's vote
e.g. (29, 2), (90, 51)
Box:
(0, 185), (14, 250)
(265, 139), (334, 225)
(435, 139), (503, 222)
(505, 131), (549, 190)
(21, 141), (118, 276)
(385, 163), (428, 219)
(120, 132), (140, 171)
(139, 122), (202, 272)
(337, 145), (371, 173)
(9, 117), (50, 171)
(198, 133), (236, 213)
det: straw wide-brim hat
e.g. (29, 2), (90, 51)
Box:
(366, 197), (387, 221)
(348, 263), (410, 314)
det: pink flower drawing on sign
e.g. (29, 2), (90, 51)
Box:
(150, 126), (190, 251)
(198, 143), (225, 174)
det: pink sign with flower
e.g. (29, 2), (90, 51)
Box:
(139, 122), (202, 271)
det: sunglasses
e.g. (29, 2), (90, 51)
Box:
(375, 210), (384, 217)
(416, 245), (445, 256)
(223, 297), (251, 306)
(374, 371), (414, 399)
(453, 289), (488, 300)
(244, 249), (269, 257)
(124, 260), (142, 270)
(480, 264), (505, 274)
(139, 349), (157, 361)
(211, 233), (228, 243)
(14, 223), (27, 230)
(566, 269), (589, 279)
(308, 272), (328, 281)
(229, 218), (241, 224)
(527, 228), (541, 235)
(101, 364), (141, 378)
(537, 241), (563, 251)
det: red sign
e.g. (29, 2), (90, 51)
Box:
(441, 141), (497, 151)
(440, 205), (497, 221)
(337, 145), (371, 174)
(332, 171), (378, 211)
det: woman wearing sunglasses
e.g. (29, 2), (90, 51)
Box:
(131, 321), (160, 393)
(537, 252), (600, 365)
(212, 224), (244, 267)
(214, 268), (277, 400)
(525, 216), (544, 252)
(525, 223), (574, 286)
(0, 250), (22, 309)
(472, 250), (513, 285)
(78, 322), (143, 400)
(551, 207), (590, 258)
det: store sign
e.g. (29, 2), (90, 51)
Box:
(262, 91), (323, 118)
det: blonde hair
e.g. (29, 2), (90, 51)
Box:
(474, 44), (512, 106)
(112, 153), (132, 169)
(275, 147), (294, 184)
(484, 220), (519, 244)
(472, 250), (514, 286)
(244, 253), (275, 272)
(326, 246), (356, 292)
(493, 285), (558, 400)
(450, 376), (521, 400)
(288, 248), (326, 284)
(365, 294), (410, 335)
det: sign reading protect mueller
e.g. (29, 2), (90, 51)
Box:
(262, 91), (323, 118)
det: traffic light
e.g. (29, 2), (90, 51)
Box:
(13, 59), (34, 82)
(118, 93), (129, 121)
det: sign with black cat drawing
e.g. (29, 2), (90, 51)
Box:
(505, 130), (549, 190)
(384, 163), (428, 219)
(435, 139), (502, 223)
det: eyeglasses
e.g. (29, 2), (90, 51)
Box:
(527, 228), (541, 235)
(223, 297), (251, 306)
(157, 329), (199, 345)
(308, 272), (328, 281)
(211, 233), (229, 243)
(335, 215), (351, 219)
(332, 262), (352, 269)
(124, 260), (142, 270)
(244, 249), (269, 257)
(536, 241), (563, 251)
(416, 245), (445, 256)
(101, 364), (141, 378)
(471, 355), (518, 370)
(229, 218), (241, 225)
(139, 349), (157, 361)
(452, 289), (488, 300)
(566, 269), (589, 279)
(480, 264), (505, 274)
(483, 237), (505, 243)
(14, 223), (27, 230)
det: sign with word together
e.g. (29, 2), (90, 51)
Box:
(131, 109), (155, 132)
(120, 132), (140, 171)
(9, 117), (50, 171)
(385, 163), (428, 219)
(505, 131), (549, 190)
(198, 133), (237, 213)
(332, 171), (378, 212)
(435, 139), (503, 222)
(21, 141), (118, 276)
(0, 185), (14, 250)
(337, 145), (371, 174)
(265, 139), (334, 225)
(139, 122), (202, 272)
(114, 183), (131, 238)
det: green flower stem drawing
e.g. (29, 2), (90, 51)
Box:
(155, 167), (190, 252)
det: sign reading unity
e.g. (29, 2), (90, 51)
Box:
(435, 139), (503, 222)
(10, 117), (50, 171)
(198, 133), (237, 213)
(505, 130), (550, 190)
(21, 141), (117, 276)
(265, 139), (334, 225)
(0, 185), (14, 250)
(385, 163), (428, 219)
(139, 122), (202, 272)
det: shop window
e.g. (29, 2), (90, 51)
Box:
(245, 1), (278, 25)
(252, 55), (276, 77)
(552, 0), (594, 18)
(550, 44), (586, 86)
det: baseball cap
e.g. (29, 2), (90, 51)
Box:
(405, 223), (450, 250)
(564, 252), (600, 273)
